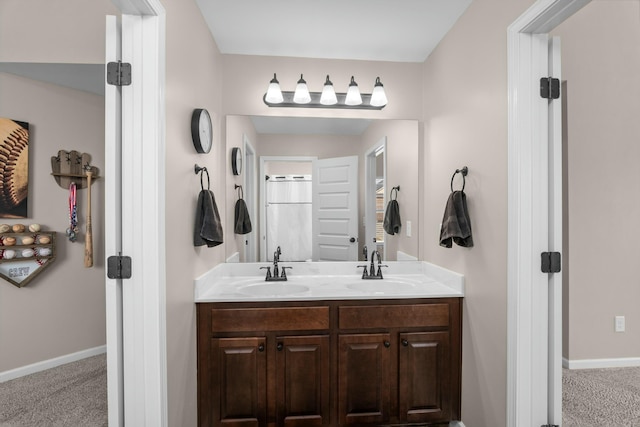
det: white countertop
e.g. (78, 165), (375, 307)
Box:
(194, 261), (464, 302)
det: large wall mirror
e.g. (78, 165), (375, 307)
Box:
(226, 115), (419, 263)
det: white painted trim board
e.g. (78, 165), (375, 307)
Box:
(563, 357), (640, 370)
(0, 345), (107, 383)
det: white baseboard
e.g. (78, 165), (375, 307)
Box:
(0, 345), (106, 383)
(563, 356), (640, 370)
(449, 421), (465, 427)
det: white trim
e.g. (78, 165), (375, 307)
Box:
(507, 0), (591, 426)
(0, 346), (107, 383)
(242, 135), (257, 262)
(112, 0), (167, 425)
(563, 357), (640, 370)
(364, 137), (386, 259)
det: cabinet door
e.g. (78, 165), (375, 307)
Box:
(338, 333), (391, 425)
(276, 335), (330, 426)
(398, 331), (451, 423)
(211, 337), (267, 427)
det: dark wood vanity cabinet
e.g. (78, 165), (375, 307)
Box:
(198, 298), (461, 427)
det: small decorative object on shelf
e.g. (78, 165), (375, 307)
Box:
(0, 223), (57, 288)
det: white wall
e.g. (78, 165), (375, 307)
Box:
(421, 0), (534, 425)
(163, 0), (225, 424)
(222, 54), (422, 121)
(0, 73), (106, 371)
(553, 0), (640, 362)
(0, 0), (114, 374)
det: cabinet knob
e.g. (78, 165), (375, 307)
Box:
(401, 339), (409, 347)
(277, 342), (284, 351)
(258, 344), (265, 352)
(383, 341), (391, 348)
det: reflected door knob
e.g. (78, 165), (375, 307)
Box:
(349, 237), (356, 243)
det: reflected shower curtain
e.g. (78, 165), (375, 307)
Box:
(266, 176), (312, 262)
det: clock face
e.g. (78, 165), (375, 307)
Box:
(191, 109), (212, 154)
(232, 147), (242, 175)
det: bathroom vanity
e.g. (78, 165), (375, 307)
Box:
(195, 262), (464, 427)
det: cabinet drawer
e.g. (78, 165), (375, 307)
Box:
(211, 306), (329, 332)
(339, 304), (449, 329)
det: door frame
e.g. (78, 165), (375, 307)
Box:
(108, 1), (167, 426)
(364, 137), (387, 259)
(242, 134), (257, 262)
(507, 0), (589, 425)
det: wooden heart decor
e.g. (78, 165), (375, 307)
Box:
(0, 227), (56, 288)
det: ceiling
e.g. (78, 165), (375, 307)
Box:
(195, 0), (472, 63)
(0, 0), (473, 136)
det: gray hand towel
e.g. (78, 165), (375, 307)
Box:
(383, 199), (402, 235)
(439, 190), (473, 248)
(194, 189), (223, 247)
(234, 198), (252, 234)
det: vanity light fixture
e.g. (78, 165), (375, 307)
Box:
(370, 77), (388, 108)
(344, 76), (363, 106)
(265, 73), (284, 104)
(293, 74), (311, 104)
(320, 75), (338, 105)
(263, 74), (387, 110)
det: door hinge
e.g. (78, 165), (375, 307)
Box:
(540, 77), (560, 99)
(107, 61), (132, 86)
(107, 255), (132, 279)
(541, 252), (561, 273)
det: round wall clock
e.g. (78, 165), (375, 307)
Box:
(191, 108), (212, 154)
(232, 147), (242, 175)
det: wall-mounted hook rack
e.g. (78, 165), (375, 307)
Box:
(50, 150), (100, 189)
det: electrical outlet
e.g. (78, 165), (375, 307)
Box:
(615, 316), (625, 332)
(406, 220), (412, 237)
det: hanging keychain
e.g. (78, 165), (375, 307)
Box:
(66, 182), (78, 242)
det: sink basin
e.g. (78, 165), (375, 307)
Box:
(239, 283), (310, 296)
(347, 280), (418, 294)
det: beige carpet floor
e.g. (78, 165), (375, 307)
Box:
(563, 366), (640, 426)
(0, 354), (107, 427)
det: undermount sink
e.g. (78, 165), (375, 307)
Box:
(238, 282), (310, 296)
(347, 280), (418, 294)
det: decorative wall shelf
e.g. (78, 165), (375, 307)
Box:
(0, 230), (56, 287)
(50, 150), (100, 189)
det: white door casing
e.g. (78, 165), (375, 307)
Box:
(364, 138), (386, 259)
(105, 14), (124, 427)
(507, 0), (590, 425)
(242, 135), (257, 262)
(547, 36), (563, 425)
(107, 1), (167, 426)
(312, 156), (359, 261)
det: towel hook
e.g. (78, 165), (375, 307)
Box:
(450, 166), (468, 192)
(194, 164), (210, 191)
(235, 184), (244, 199)
(390, 185), (400, 201)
